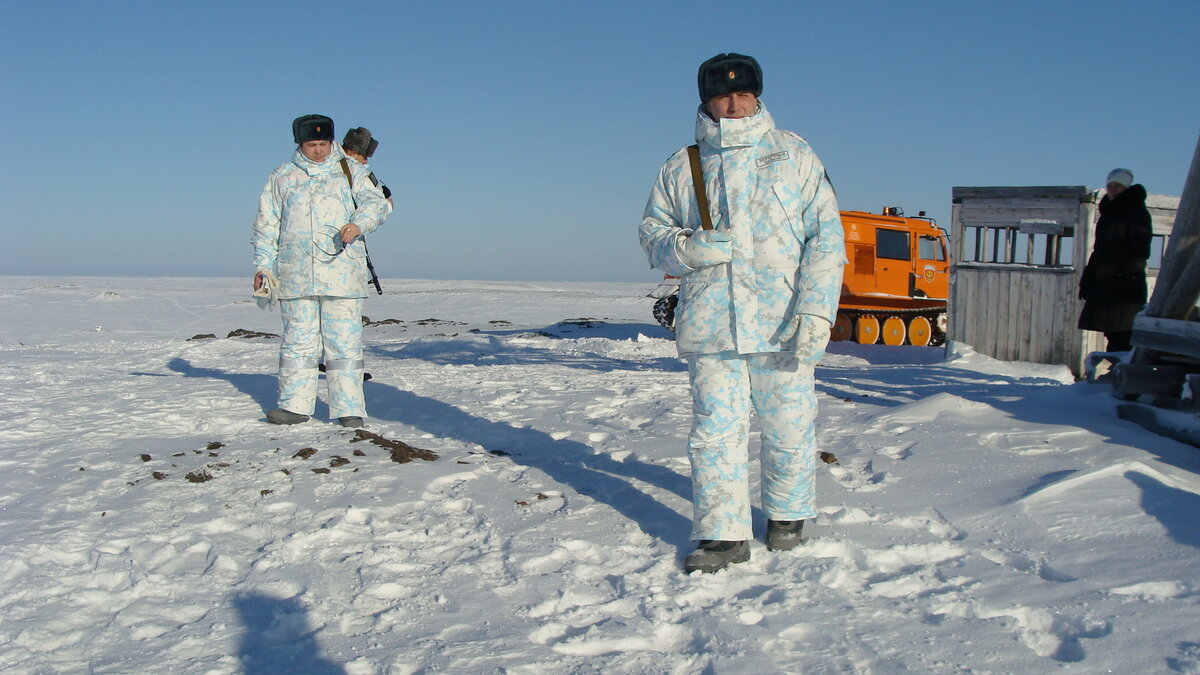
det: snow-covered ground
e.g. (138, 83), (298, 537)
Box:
(2, 276), (1199, 674)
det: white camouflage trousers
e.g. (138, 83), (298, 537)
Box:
(686, 351), (818, 541)
(277, 296), (366, 419)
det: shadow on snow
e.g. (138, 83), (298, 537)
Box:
(362, 378), (696, 549)
(153, 356), (697, 551)
(233, 592), (344, 675)
(364, 321), (686, 372)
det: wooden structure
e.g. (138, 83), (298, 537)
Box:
(949, 185), (1179, 377)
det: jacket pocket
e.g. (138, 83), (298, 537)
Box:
(755, 265), (801, 337)
(676, 265), (731, 353)
(754, 180), (805, 247)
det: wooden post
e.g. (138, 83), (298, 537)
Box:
(1144, 134), (1200, 319)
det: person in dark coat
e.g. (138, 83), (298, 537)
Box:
(1078, 168), (1152, 352)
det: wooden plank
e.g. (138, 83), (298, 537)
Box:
(1150, 216), (1176, 235)
(953, 186), (1091, 201)
(1053, 272), (1077, 367)
(969, 272), (984, 350)
(1007, 267), (1027, 361)
(960, 199), (1090, 211)
(979, 265), (998, 355)
(960, 268), (976, 349)
(971, 269), (992, 355)
(1047, 273), (1068, 364)
(951, 202), (965, 261)
(999, 268), (1018, 359)
(1027, 270), (1048, 363)
(1046, 271), (1061, 365)
(1148, 193), (1178, 238)
(1133, 315), (1200, 358)
(1147, 194), (1181, 210)
(1026, 271), (1044, 362)
(986, 268), (1002, 358)
(948, 263), (963, 342)
(956, 267), (970, 339)
(956, 269), (971, 345)
(958, 213), (1082, 228)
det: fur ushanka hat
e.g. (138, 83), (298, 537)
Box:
(698, 53), (763, 102)
(342, 127), (379, 158)
(292, 114), (334, 144)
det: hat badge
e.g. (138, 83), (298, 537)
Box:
(316, 125), (322, 132)
(728, 71), (736, 80)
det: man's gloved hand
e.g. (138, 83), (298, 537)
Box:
(253, 268), (280, 310)
(677, 229), (733, 269)
(779, 314), (832, 364)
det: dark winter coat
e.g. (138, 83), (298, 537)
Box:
(1078, 184), (1152, 332)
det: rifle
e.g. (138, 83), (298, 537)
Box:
(339, 158), (384, 295)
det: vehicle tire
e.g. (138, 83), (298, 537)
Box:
(881, 316), (907, 346)
(832, 312), (852, 341)
(854, 315), (880, 344)
(908, 316), (933, 346)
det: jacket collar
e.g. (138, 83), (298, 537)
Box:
(291, 142), (347, 177)
(695, 101), (775, 150)
(1100, 183), (1147, 213)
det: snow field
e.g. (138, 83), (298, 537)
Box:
(1, 277), (1199, 673)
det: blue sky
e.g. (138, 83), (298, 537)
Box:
(2, 1), (1197, 283)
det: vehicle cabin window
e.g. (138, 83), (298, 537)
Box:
(876, 228), (910, 261)
(918, 235), (945, 261)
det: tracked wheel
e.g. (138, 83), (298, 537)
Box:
(832, 312), (852, 342)
(907, 316), (933, 346)
(855, 315), (880, 344)
(881, 316), (907, 346)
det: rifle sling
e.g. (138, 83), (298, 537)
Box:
(686, 145), (714, 231)
(339, 158), (357, 207)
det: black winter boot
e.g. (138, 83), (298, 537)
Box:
(766, 519), (804, 551)
(267, 409), (309, 425)
(684, 540), (750, 573)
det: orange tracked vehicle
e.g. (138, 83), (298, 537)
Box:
(649, 207), (952, 346)
(835, 208), (950, 346)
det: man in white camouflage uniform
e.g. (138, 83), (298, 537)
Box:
(252, 114), (388, 428)
(640, 54), (846, 573)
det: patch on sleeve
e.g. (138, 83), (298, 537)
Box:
(756, 151), (790, 168)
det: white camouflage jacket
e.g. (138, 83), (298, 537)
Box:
(252, 143), (388, 299)
(640, 103), (846, 356)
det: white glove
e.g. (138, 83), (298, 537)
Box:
(253, 268), (280, 310)
(779, 314), (832, 364)
(677, 229), (733, 269)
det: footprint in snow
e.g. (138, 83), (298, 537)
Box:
(828, 457), (887, 492)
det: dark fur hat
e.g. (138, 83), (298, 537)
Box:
(697, 53), (763, 102)
(292, 114), (334, 144)
(342, 127), (379, 158)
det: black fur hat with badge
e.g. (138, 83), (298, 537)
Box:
(697, 53), (763, 102)
(342, 127), (379, 159)
(292, 114), (335, 144)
